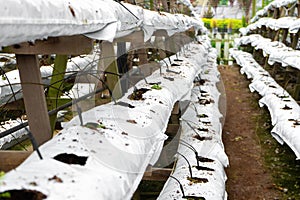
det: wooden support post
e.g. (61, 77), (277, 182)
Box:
(142, 167), (172, 181)
(16, 55), (52, 146)
(263, 55), (271, 70)
(282, 29), (289, 45)
(279, 7), (286, 18)
(293, 71), (300, 100)
(273, 8), (280, 19)
(0, 151), (32, 172)
(288, 4), (296, 16)
(273, 30), (280, 41)
(291, 31), (300, 49)
(297, 1), (300, 17)
(261, 26), (268, 38)
(100, 42), (122, 99)
(47, 55), (69, 131)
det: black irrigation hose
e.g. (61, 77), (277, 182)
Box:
(169, 175), (186, 198)
(177, 151), (193, 179)
(180, 140), (200, 167)
(0, 87), (107, 139)
(180, 118), (202, 139)
(25, 127), (43, 160)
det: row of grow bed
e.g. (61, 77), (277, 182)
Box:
(230, 48), (300, 160)
(251, 0), (298, 23)
(235, 34), (300, 70)
(0, 0), (206, 49)
(0, 37), (214, 199)
(157, 43), (228, 199)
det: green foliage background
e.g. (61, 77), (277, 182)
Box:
(202, 18), (244, 30)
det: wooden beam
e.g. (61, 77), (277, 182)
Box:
(298, 1), (300, 18)
(16, 55), (52, 146)
(142, 167), (172, 181)
(166, 124), (180, 135)
(291, 31), (300, 49)
(282, 29), (289, 45)
(171, 102), (180, 115)
(0, 151), (32, 172)
(2, 35), (93, 55)
(100, 42), (122, 99)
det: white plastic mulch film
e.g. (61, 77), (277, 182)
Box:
(157, 44), (228, 200)
(0, 0), (206, 48)
(0, 38), (214, 199)
(250, 0), (297, 23)
(235, 34), (300, 71)
(0, 54), (99, 106)
(230, 48), (300, 160)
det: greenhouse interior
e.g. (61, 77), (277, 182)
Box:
(0, 0), (299, 199)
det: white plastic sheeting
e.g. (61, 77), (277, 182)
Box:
(0, 0), (205, 48)
(250, 0), (297, 23)
(0, 54), (16, 69)
(230, 48), (300, 160)
(177, 0), (199, 18)
(0, 54), (99, 106)
(0, 41), (211, 199)
(157, 47), (228, 200)
(235, 34), (300, 70)
(241, 17), (300, 36)
(0, 119), (28, 149)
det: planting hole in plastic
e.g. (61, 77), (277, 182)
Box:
(53, 153), (88, 166)
(0, 190), (46, 200)
(128, 88), (150, 100)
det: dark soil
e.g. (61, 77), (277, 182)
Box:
(0, 190), (46, 200)
(219, 64), (300, 200)
(219, 65), (281, 199)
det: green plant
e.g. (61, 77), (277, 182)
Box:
(227, 20), (233, 29)
(151, 84), (162, 90)
(202, 18), (243, 32)
(242, 15), (247, 27)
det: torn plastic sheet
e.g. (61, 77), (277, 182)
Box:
(0, 41), (210, 200)
(157, 47), (228, 200)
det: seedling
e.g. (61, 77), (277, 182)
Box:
(151, 84), (162, 90)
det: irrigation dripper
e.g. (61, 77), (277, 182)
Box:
(180, 140), (215, 167)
